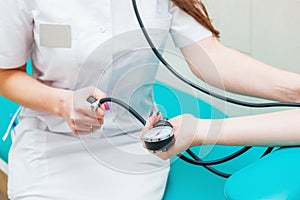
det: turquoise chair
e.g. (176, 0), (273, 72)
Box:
(224, 147), (300, 200)
(0, 61), (32, 163)
(0, 97), (19, 163)
(154, 83), (300, 200)
(153, 82), (269, 199)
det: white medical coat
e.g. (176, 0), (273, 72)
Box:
(0, 0), (211, 199)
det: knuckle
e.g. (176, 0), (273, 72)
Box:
(70, 120), (76, 127)
(73, 129), (79, 135)
(69, 119), (74, 125)
(74, 107), (83, 114)
(96, 110), (105, 117)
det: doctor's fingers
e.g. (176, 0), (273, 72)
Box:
(140, 114), (161, 139)
(73, 100), (105, 121)
(73, 124), (102, 135)
(85, 106), (105, 119)
(92, 87), (106, 99)
(89, 87), (107, 110)
(73, 115), (104, 126)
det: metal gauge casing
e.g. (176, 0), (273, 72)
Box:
(142, 120), (175, 152)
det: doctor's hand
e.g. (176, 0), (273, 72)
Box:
(61, 86), (106, 135)
(141, 114), (207, 160)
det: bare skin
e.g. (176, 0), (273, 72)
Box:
(1, 36), (299, 147)
(141, 36), (300, 160)
(0, 64), (106, 135)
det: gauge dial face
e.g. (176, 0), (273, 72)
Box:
(142, 126), (173, 142)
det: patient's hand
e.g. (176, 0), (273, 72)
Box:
(140, 114), (203, 160)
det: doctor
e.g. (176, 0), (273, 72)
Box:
(1, 0), (300, 200)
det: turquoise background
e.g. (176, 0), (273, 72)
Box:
(0, 97), (18, 163)
(0, 60), (32, 162)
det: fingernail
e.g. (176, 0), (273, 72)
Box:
(149, 111), (154, 117)
(156, 111), (161, 116)
(103, 102), (110, 110)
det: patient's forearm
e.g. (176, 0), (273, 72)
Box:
(198, 109), (300, 146)
(181, 37), (300, 103)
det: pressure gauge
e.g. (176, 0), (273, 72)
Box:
(142, 119), (175, 153)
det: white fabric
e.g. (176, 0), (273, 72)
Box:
(8, 117), (170, 200)
(0, 0), (212, 199)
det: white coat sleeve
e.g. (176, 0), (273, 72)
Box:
(0, 0), (33, 68)
(169, 2), (213, 48)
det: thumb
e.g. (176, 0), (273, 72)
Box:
(140, 112), (162, 139)
(92, 89), (107, 110)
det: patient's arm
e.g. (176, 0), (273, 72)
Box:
(181, 36), (300, 103)
(142, 109), (300, 160)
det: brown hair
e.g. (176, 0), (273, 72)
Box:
(171, 0), (220, 37)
